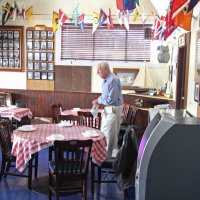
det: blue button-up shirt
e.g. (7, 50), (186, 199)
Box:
(98, 72), (124, 106)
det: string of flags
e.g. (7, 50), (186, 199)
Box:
(152, 0), (200, 41)
(1, 0), (200, 41)
(1, 1), (33, 25)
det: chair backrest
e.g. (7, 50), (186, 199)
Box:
(57, 114), (82, 125)
(77, 111), (101, 130)
(126, 105), (138, 126)
(122, 103), (130, 123)
(0, 92), (7, 106)
(0, 120), (12, 156)
(15, 100), (27, 108)
(50, 103), (62, 124)
(53, 140), (92, 175)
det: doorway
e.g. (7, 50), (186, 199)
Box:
(175, 32), (191, 109)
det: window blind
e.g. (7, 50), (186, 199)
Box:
(61, 24), (152, 62)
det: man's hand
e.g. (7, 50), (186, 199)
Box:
(92, 99), (99, 105)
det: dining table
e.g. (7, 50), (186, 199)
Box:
(11, 123), (107, 173)
(0, 106), (33, 121)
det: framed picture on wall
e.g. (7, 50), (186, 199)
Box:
(41, 31), (47, 39)
(34, 62), (40, 70)
(113, 68), (139, 90)
(41, 72), (47, 80)
(27, 30), (33, 39)
(40, 41), (46, 50)
(48, 62), (54, 70)
(27, 71), (33, 79)
(48, 72), (54, 80)
(47, 41), (54, 50)
(28, 62), (34, 70)
(34, 71), (41, 80)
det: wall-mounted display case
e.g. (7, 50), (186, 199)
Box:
(0, 26), (24, 72)
(26, 25), (55, 81)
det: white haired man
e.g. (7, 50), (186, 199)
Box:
(93, 61), (124, 158)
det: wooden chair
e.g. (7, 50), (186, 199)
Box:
(15, 99), (27, 108)
(0, 92), (7, 106)
(50, 103), (62, 124)
(0, 120), (38, 189)
(57, 114), (82, 125)
(118, 105), (138, 148)
(77, 111), (101, 130)
(48, 139), (93, 200)
(121, 103), (130, 124)
(13, 100), (31, 128)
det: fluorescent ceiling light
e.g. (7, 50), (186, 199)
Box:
(150, 0), (170, 17)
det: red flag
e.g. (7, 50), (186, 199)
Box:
(58, 9), (68, 26)
(99, 9), (107, 27)
(107, 8), (114, 29)
(174, 4), (193, 31)
(78, 13), (84, 32)
(164, 12), (177, 40)
(170, 0), (190, 19)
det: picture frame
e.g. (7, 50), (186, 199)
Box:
(14, 50), (19, 58)
(8, 31), (13, 39)
(113, 68), (139, 90)
(27, 71), (33, 79)
(34, 71), (41, 80)
(40, 31), (47, 39)
(14, 31), (20, 39)
(8, 40), (13, 48)
(41, 62), (47, 70)
(28, 52), (33, 60)
(48, 62), (54, 71)
(27, 62), (34, 70)
(8, 50), (14, 58)
(27, 30), (33, 39)
(34, 41), (40, 50)
(40, 41), (46, 50)
(15, 58), (20, 68)
(194, 82), (200, 102)
(47, 52), (53, 61)
(2, 31), (8, 39)
(48, 72), (54, 80)
(34, 62), (40, 70)
(47, 41), (54, 50)
(34, 52), (40, 61)
(3, 50), (8, 57)
(3, 40), (8, 48)
(3, 59), (8, 67)
(14, 40), (20, 49)
(9, 59), (14, 67)
(34, 30), (40, 39)
(27, 41), (33, 50)
(41, 52), (46, 61)
(47, 31), (54, 39)
(41, 72), (48, 80)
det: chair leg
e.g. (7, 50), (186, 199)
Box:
(28, 157), (33, 189)
(0, 159), (6, 181)
(98, 166), (101, 183)
(83, 178), (87, 200)
(91, 162), (95, 195)
(34, 153), (38, 179)
(4, 160), (11, 178)
(124, 189), (128, 197)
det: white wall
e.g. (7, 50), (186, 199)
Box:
(0, 0), (169, 92)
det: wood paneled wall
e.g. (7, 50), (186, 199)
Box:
(1, 89), (174, 118)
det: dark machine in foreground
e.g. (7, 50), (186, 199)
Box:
(135, 110), (200, 200)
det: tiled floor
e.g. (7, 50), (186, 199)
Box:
(0, 148), (135, 200)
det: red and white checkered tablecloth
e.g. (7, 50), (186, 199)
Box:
(11, 124), (107, 172)
(0, 107), (33, 121)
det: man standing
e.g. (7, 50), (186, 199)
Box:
(93, 61), (124, 158)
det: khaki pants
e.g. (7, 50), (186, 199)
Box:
(101, 105), (123, 158)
